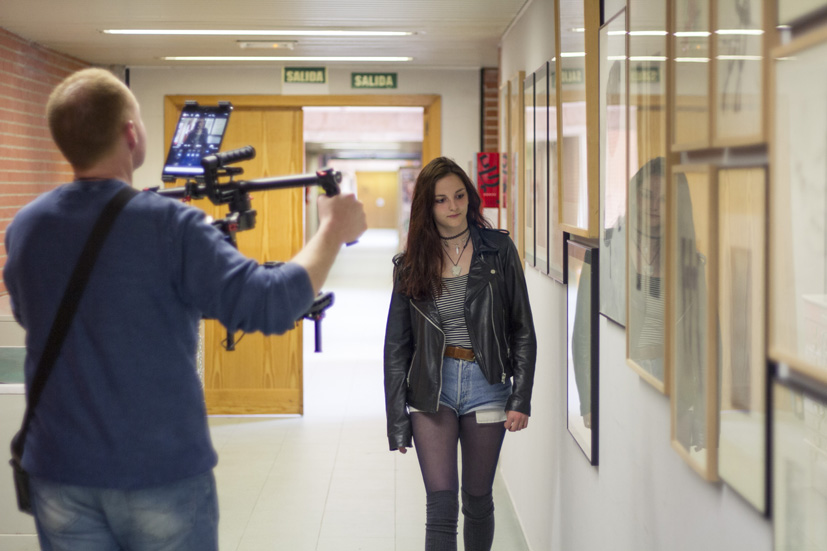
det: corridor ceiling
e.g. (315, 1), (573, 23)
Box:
(1, 0), (529, 68)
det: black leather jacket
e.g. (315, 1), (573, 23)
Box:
(384, 226), (537, 450)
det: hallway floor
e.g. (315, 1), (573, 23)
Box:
(211, 229), (531, 551)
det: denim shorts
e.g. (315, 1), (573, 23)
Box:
(411, 356), (512, 423)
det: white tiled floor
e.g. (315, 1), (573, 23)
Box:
(211, 229), (530, 551)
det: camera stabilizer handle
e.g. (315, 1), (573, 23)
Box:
(151, 145), (341, 352)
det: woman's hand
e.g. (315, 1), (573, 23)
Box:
(397, 447), (408, 454)
(504, 411), (529, 432)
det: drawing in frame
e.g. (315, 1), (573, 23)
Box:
(769, 28), (827, 385)
(626, 0), (670, 393)
(508, 72), (525, 262)
(599, 8), (628, 326)
(534, 62), (550, 275)
(772, 370), (827, 551)
(778, 0), (827, 26)
(558, 0), (600, 238)
(524, 71), (536, 267)
(711, 0), (770, 147)
(669, 163), (718, 481)
(567, 239), (599, 465)
(717, 166), (768, 512)
(671, 0), (711, 151)
(499, 79), (510, 231)
(548, 58), (565, 283)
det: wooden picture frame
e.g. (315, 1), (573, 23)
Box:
(558, 0), (600, 238)
(508, 72), (526, 262)
(524, 71), (536, 267)
(769, 28), (827, 384)
(669, 163), (718, 481)
(711, 0), (770, 147)
(599, 9), (628, 326)
(671, 0), (711, 151)
(535, 62), (550, 275)
(717, 166), (768, 512)
(772, 372), (827, 550)
(499, 79), (510, 231)
(626, 0), (670, 393)
(548, 58), (566, 283)
(567, 239), (599, 465)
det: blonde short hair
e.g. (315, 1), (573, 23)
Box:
(46, 68), (134, 171)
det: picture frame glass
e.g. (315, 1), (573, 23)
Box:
(672, 0), (709, 149)
(549, 59), (565, 283)
(717, 167), (767, 511)
(670, 166), (715, 477)
(559, 0), (589, 232)
(770, 36), (827, 383)
(772, 380), (827, 550)
(627, 0), (668, 391)
(499, 81), (510, 230)
(778, 0), (827, 26)
(508, 73), (524, 254)
(524, 73), (536, 266)
(535, 63), (550, 274)
(714, 0), (764, 144)
(599, 10), (627, 326)
(567, 240), (598, 464)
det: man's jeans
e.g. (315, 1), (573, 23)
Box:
(29, 470), (218, 551)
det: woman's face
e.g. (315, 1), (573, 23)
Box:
(638, 174), (663, 235)
(432, 173), (469, 236)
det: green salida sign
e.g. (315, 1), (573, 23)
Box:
(283, 67), (327, 84)
(352, 72), (397, 89)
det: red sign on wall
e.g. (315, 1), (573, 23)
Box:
(476, 152), (499, 208)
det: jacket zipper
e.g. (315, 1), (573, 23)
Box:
(488, 282), (506, 383)
(411, 301), (446, 411)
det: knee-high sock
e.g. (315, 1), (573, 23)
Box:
(461, 489), (495, 551)
(425, 490), (458, 551)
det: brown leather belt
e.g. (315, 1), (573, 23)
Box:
(444, 346), (475, 361)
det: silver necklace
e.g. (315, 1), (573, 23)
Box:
(444, 234), (471, 276)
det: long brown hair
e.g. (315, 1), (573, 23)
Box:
(398, 157), (491, 299)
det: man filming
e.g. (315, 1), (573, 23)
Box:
(4, 67), (366, 550)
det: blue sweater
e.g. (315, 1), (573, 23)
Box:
(4, 179), (314, 488)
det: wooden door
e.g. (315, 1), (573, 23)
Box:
(356, 171), (399, 229)
(165, 96), (304, 414)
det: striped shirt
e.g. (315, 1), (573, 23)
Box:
(637, 274), (664, 349)
(435, 274), (473, 348)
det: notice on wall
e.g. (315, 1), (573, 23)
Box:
(351, 72), (398, 89)
(476, 152), (500, 208)
(282, 67), (329, 95)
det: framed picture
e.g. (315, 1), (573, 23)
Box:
(559, 0), (600, 238)
(778, 0), (827, 26)
(772, 373), (827, 550)
(508, 72), (525, 261)
(626, 0), (670, 393)
(548, 58), (565, 283)
(524, 71), (536, 267)
(499, 80), (510, 231)
(567, 239), (599, 465)
(711, 0), (769, 147)
(669, 164), (718, 481)
(671, 0), (710, 151)
(769, 28), (827, 384)
(717, 166), (767, 512)
(535, 62), (550, 275)
(599, 9), (627, 326)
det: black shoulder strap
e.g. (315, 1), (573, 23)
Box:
(12, 185), (139, 458)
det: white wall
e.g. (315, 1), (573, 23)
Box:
(498, 1), (773, 549)
(127, 66), (481, 192)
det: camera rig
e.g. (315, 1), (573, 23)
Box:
(152, 145), (341, 352)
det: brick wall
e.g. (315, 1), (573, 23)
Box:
(0, 27), (88, 294)
(481, 67), (499, 152)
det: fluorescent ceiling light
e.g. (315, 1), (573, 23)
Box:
(675, 57), (710, 63)
(717, 55), (763, 61)
(608, 30), (627, 36)
(103, 29), (413, 37)
(560, 52), (586, 58)
(628, 30), (668, 36)
(628, 56), (668, 61)
(674, 31), (711, 37)
(163, 56), (413, 62)
(715, 29), (764, 35)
